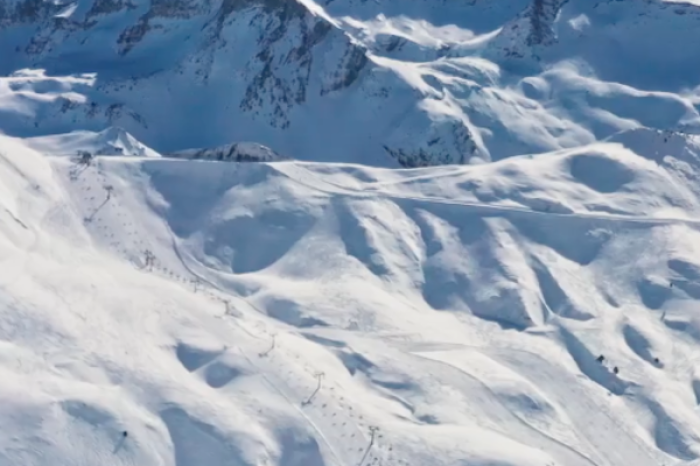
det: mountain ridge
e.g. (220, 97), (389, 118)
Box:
(4, 0), (700, 167)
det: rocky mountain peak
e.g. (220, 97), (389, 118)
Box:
(526, 0), (562, 46)
(2, 0), (700, 168)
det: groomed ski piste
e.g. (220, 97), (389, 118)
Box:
(3, 129), (700, 466)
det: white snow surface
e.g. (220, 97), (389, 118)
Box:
(23, 126), (162, 158)
(3, 132), (700, 466)
(4, 0), (700, 465)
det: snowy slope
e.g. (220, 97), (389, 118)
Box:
(22, 126), (161, 157)
(4, 133), (700, 466)
(2, 0), (700, 166)
(4, 0), (700, 465)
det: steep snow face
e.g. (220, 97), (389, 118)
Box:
(4, 135), (700, 466)
(2, 0), (700, 166)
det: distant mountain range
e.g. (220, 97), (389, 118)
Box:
(2, 0), (700, 167)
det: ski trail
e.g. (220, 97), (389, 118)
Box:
(2, 207), (28, 230)
(0, 212), (38, 288)
(166, 228), (664, 466)
(486, 348), (663, 466)
(236, 346), (347, 466)
(271, 162), (700, 227)
(224, 322), (368, 466)
(409, 350), (597, 466)
(169, 230), (369, 466)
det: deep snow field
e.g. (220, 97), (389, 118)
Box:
(3, 129), (700, 466)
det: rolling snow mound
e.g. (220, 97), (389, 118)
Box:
(3, 134), (700, 465)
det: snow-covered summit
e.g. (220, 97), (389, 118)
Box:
(23, 126), (161, 157)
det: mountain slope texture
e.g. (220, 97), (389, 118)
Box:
(2, 0), (700, 166)
(3, 1), (700, 466)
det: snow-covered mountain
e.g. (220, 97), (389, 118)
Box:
(4, 130), (700, 466)
(23, 126), (162, 157)
(2, 0), (700, 166)
(5, 1), (700, 466)
(169, 141), (289, 162)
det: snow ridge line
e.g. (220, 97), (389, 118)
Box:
(270, 163), (700, 227)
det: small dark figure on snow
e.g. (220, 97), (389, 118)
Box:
(596, 355), (605, 363)
(122, 431), (128, 438)
(77, 150), (93, 166)
(613, 367), (619, 375)
(654, 357), (660, 365)
(143, 250), (155, 270)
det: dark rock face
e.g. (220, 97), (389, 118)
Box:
(526, 0), (562, 46)
(0, 0), (382, 155)
(170, 141), (289, 162)
(0, 0), (566, 167)
(383, 121), (477, 168)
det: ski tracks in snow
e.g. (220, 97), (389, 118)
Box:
(167, 239), (372, 466)
(387, 332), (665, 466)
(485, 348), (664, 466)
(271, 162), (700, 229)
(40, 156), (690, 466)
(409, 350), (598, 466)
(216, 319), (372, 466)
(144, 161), (673, 466)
